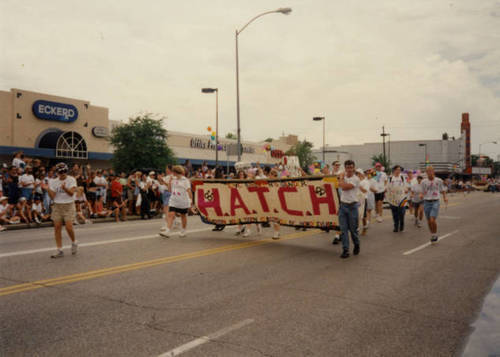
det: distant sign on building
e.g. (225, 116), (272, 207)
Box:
(471, 167), (491, 175)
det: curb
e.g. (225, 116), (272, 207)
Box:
(3, 214), (163, 231)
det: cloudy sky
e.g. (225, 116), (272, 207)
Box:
(1, 0), (500, 158)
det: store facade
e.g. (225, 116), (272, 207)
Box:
(0, 88), (112, 166)
(0, 88), (297, 169)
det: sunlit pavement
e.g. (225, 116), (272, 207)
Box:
(1, 191), (499, 356)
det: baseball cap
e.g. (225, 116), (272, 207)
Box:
(19, 197), (27, 202)
(149, 171), (155, 175)
(355, 168), (364, 175)
(0, 196), (8, 202)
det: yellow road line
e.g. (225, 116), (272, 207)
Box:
(0, 230), (318, 297)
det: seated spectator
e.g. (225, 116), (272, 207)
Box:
(32, 196), (50, 224)
(94, 196), (112, 218)
(0, 196), (8, 231)
(17, 197), (32, 224)
(75, 186), (93, 224)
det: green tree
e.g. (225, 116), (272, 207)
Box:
(286, 140), (316, 168)
(371, 153), (391, 173)
(264, 137), (273, 142)
(225, 133), (236, 139)
(109, 114), (176, 173)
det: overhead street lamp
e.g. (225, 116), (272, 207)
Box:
(419, 143), (427, 167)
(201, 88), (219, 167)
(313, 116), (325, 163)
(479, 140), (498, 157)
(235, 7), (292, 161)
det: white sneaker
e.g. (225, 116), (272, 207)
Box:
(179, 229), (186, 237)
(0, 226), (6, 232)
(243, 228), (251, 237)
(71, 241), (78, 255)
(159, 228), (170, 238)
(376, 216), (383, 223)
(272, 231), (280, 240)
(34, 216), (41, 224)
(417, 220), (422, 228)
(160, 226), (167, 232)
(51, 250), (64, 259)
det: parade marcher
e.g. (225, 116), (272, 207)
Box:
(365, 169), (375, 230)
(410, 175), (424, 227)
(338, 160), (361, 259)
(421, 166), (448, 242)
(387, 165), (408, 232)
(158, 166), (173, 231)
(47, 163), (77, 258)
(406, 170), (415, 215)
(212, 167), (226, 232)
(356, 169), (370, 235)
(160, 165), (193, 238)
(373, 162), (387, 222)
(331, 161), (343, 244)
(110, 174), (127, 222)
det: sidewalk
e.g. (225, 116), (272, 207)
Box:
(2, 214), (163, 231)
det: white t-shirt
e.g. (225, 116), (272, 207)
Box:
(169, 176), (191, 209)
(0, 203), (7, 216)
(359, 179), (370, 200)
(32, 202), (43, 213)
(410, 181), (424, 202)
(34, 178), (43, 194)
(19, 174), (35, 189)
(388, 175), (408, 191)
(373, 171), (387, 193)
(340, 174), (360, 204)
(49, 176), (77, 204)
(422, 177), (445, 201)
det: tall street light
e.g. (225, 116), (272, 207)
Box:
(419, 143), (427, 167)
(313, 116), (325, 163)
(479, 140), (498, 157)
(235, 7), (292, 161)
(202, 88), (219, 167)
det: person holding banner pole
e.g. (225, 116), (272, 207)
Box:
(338, 160), (361, 259)
(159, 166), (193, 238)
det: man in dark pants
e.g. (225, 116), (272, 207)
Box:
(338, 160), (361, 259)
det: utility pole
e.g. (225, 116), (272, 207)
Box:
(380, 126), (389, 164)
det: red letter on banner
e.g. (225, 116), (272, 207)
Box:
(248, 186), (270, 212)
(278, 187), (303, 216)
(308, 184), (337, 215)
(197, 188), (223, 216)
(230, 188), (251, 215)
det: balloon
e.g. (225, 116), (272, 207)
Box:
(211, 131), (216, 136)
(314, 168), (320, 174)
(207, 126), (212, 132)
(211, 136), (215, 141)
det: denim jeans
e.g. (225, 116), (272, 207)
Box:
(339, 202), (359, 251)
(390, 205), (406, 231)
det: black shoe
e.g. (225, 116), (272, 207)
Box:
(295, 227), (300, 231)
(353, 245), (360, 255)
(393, 228), (399, 232)
(212, 227), (219, 231)
(340, 250), (350, 259)
(399, 227), (404, 232)
(332, 237), (340, 245)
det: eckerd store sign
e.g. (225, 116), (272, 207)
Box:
(32, 100), (78, 123)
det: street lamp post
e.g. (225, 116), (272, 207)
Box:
(202, 88), (219, 167)
(419, 143), (427, 167)
(479, 141), (498, 157)
(313, 116), (325, 163)
(235, 7), (292, 161)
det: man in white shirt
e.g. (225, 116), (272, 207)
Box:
(373, 162), (388, 222)
(93, 170), (108, 205)
(338, 160), (361, 259)
(19, 166), (35, 202)
(47, 163), (78, 258)
(420, 166), (448, 242)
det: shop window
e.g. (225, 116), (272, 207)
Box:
(56, 131), (88, 159)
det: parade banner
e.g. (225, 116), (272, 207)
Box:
(385, 184), (408, 207)
(193, 176), (341, 230)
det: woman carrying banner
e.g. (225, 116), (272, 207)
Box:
(387, 165), (409, 232)
(159, 165), (193, 238)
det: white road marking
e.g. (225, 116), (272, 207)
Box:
(158, 319), (254, 357)
(0, 226), (231, 259)
(403, 230), (459, 256)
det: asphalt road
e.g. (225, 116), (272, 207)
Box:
(0, 191), (499, 357)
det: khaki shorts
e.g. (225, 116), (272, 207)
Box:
(51, 202), (76, 223)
